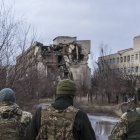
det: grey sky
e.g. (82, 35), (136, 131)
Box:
(4, 0), (140, 61)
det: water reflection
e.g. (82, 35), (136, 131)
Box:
(89, 115), (119, 140)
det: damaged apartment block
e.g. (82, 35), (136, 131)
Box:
(16, 36), (91, 89)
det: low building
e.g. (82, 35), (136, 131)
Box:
(98, 35), (140, 76)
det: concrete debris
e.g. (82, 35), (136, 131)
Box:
(16, 36), (91, 89)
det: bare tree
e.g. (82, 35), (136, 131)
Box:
(91, 44), (138, 104)
(0, 1), (39, 110)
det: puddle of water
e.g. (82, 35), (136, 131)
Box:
(89, 115), (119, 140)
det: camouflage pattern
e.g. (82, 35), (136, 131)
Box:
(0, 102), (32, 140)
(20, 111), (32, 139)
(108, 112), (128, 140)
(36, 105), (79, 140)
(119, 98), (137, 113)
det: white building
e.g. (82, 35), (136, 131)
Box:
(98, 35), (140, 75)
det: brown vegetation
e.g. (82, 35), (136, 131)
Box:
(90, 44), (138, 105)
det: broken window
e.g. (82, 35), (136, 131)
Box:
(53, 44), (63, 51)
(41, 46), (53, 58)
(58, 55), (64, 66)
(64, 71), (69, 78)
(71, 45), (82, 63)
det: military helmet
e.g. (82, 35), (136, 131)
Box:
(0, 88), (16, 103)
(56, 79), (77, 96)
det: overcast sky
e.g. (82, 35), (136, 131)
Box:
(3, 0), (140, 61)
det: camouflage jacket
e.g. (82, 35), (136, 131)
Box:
(0, 102), (32, 140)
(27, 96), (96, 140)
(36, 105), (78, 140)
(108, 112), (128, 140)
(108, 108), (140, 140)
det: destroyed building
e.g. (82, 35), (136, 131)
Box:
(16, 36), (91, 90)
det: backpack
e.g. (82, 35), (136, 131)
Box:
(0, 103), (21, 140)
(36, 105), (79, 140)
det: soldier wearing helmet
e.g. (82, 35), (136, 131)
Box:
(27, 79), (96, 140)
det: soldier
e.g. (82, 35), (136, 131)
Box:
(27, 79), (96, 140)
(0, 88), (32, 140)
(109, 100), (140, 140)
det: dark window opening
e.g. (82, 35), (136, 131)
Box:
(58, 55), (63, 65)
(117, 57), (119, 63)
(136, 66), (139, 73)
(127, 55), (130, 61)
(120, 57), (123, 62)
(135, 54), (138, 60)
(124, 56), (126, 62)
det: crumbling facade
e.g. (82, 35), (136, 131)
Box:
(16, 36), (91, 90)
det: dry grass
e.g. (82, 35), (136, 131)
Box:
(19, 96), (128, 117)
